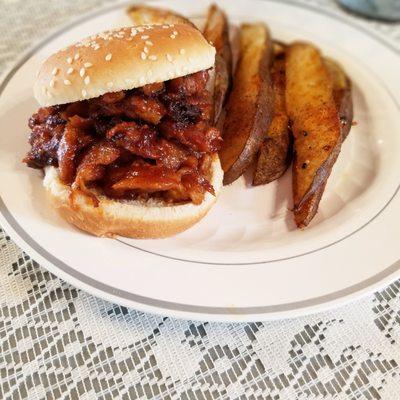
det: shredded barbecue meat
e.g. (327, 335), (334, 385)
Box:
(24, 70), (221, 204)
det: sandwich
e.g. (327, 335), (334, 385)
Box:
(24, 24), (223, 238)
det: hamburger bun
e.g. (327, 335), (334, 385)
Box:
(43, 156), (223, 238)
(34, 23), (216, 106)
(33, 24), (221, 239)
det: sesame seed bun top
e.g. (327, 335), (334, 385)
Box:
(34, 24), (216, 106)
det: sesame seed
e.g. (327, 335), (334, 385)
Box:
(84, 76), (90, 85)
(170, 34), (176, 39)
(162, 25), (169, 29)
(105, 53), (112, 61)
(173, 31), (178, 35)
(130, 29), (137, 37)
(64, 79), (71, 86)
(79, 68), (85, 77)
(67, 57), (73, 64)
(74, 53), (80, 60)
(143, 46), (149, 54)
(67, 67), (74, 75)
(51, 67), (59, 76)
(149, 55), (157, 61)
(107, 82), (114, 88)
(141, 35), (149, 40)
(137, 27), (144, 32)
(141, 52), (147, 60)
(180, 48), (186, 55)
(82, 89), (87, 97)
(84, 62), (92, 68)
(49, 79), (55, 88)
(170, 24), (175, 27)
(139, 77), (146, 85)
(166, 53), (173, 62)
(93, 45), (100, 50)
(145, 40), (153, 46)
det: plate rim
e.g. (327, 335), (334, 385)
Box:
(1, 0), (400, 321)
(1, 199), (400, 322)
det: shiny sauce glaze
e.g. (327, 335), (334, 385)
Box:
(24, 70), (221, 205)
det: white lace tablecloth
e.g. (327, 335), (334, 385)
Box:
(1, 1), (400, 399)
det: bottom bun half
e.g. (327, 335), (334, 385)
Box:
(43, 156), (223, 239)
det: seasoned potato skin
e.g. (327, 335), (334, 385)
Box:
(127, 5), (195, 27)
(325, 58), (353, 140)
(286, 42), (342, 228)
(203, 4), (233, 124)
(219, 23), (274, 185)
(253, 48), (292, 186)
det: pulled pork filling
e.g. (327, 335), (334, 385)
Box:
(24, 70), (222, 205)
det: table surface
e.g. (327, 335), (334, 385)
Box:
(1, 1), (400, 399)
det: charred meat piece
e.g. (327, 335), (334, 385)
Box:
(28, 106), (65, 129)
(24, 107), (66, 169)
(74, 142), (120, 190)
(110, 161), (182, 194)
(24, 124), (64, 169)
(159, 119), (221, 153)
(89, 92), (126, 117)
(107, 122), (190, 170)
(157, 138), (193, 170)
(107, 122), (161, 159)
(107, 161), (213, 205)
(100, 92), (126, 104)
(61, 101), (89, 119)
(186, 93), (213, 122)
(141, 82), (165, 96)
(166, 91), (212, 124)
(123, 94), (166, 124)
(168, 70), (209, 96)
(93, 116), (123, 137)
(181, 170), (215, 203)
(166, 100), (202, 124)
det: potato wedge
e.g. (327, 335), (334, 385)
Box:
(253, 46), (292, 185)
(325, 58), (353, 140)
(203, 4), (233, 123)
(219, 23), (274, 185)
(286, 42), (342, 228)
(273, 40), (286, 56)
(127, 4), (195, 28)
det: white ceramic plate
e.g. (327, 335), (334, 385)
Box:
(1, 0), (400, 322)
